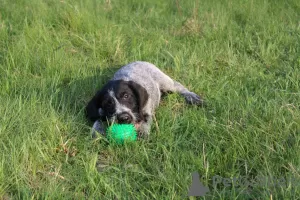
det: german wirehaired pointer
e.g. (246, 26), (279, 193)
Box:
(86, 61), (203, 137)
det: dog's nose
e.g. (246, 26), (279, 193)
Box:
(117, 113), (132, 124)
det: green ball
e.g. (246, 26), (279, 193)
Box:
(107, 124), (137, 144)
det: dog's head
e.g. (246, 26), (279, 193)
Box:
(86, 80), (148, 124)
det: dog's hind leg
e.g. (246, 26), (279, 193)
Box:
(158, 76), (204, 106)
(173, 83), (205, 106)
(172, 81), (204, 106)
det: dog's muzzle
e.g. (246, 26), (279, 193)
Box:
(117, 112), (133, 124)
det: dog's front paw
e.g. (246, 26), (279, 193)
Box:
(183, 92), (204, 106)
(92, 120), (106, 137)
(135, 122), (151, 139)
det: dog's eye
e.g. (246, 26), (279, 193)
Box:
(122, 93), (129, 99)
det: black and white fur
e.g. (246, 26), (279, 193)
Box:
(86, 61), (203, 137)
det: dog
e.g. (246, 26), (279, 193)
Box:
(86, 61), (204, 137)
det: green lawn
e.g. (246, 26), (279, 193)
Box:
(0, 0), (300, 199)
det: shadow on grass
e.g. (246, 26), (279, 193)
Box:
(44, 65), (124, 132)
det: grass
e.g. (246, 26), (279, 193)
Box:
(0, 0), (300, 199)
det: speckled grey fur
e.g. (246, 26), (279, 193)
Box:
(92, 61), (203, 136)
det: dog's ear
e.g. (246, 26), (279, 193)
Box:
(85, 90), (103, 122)
(86, 81), (117, 121)
(127, 81), (149, 119)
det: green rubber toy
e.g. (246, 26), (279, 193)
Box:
(107, 124), (137, 144)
